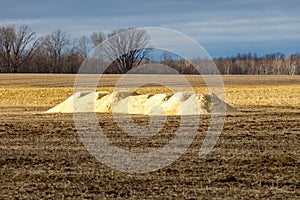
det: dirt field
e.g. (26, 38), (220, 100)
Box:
(0, 74), (299, 199)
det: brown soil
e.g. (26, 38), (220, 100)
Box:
(0, 74), (299, 199)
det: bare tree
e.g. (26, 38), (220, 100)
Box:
(161, 50), (172, 66)
(42, 29), (70, 71)
(223, 59), (233, 75)
(104, 28), (151, 73)
(0, 26), (14, 71)
(77, 36), (90, 57)
(273, 57), (283, 75)
(0, 25), (40, 72)
(285, 55), (297, 76)
(90, 32), (106, 47)
(64, 39), (85, 73)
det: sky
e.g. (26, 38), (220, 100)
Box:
(0, 0), (299, 58)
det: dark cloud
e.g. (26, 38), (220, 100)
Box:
(0, 0), (299, 57)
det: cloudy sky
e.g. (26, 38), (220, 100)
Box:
(1, 0), (299, 57)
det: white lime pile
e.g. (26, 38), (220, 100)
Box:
(45, 91), (237, 115)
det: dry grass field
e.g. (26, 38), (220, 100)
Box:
(0, 74), (299, 199)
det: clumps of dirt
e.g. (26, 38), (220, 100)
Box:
(45, 91), (238, 115)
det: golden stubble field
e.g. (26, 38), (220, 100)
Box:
(1, 74), (300, 110)
(0, 74), (299, 199)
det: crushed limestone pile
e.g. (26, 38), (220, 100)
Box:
(45, 91), (237, 115)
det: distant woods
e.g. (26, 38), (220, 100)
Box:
(0, 25), (299, 75)
(214, 53), (299, 75)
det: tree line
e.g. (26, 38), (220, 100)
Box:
(163, 53), (300, 75)
(214, 53), (299, 75)
(0, 25), (299, 75)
